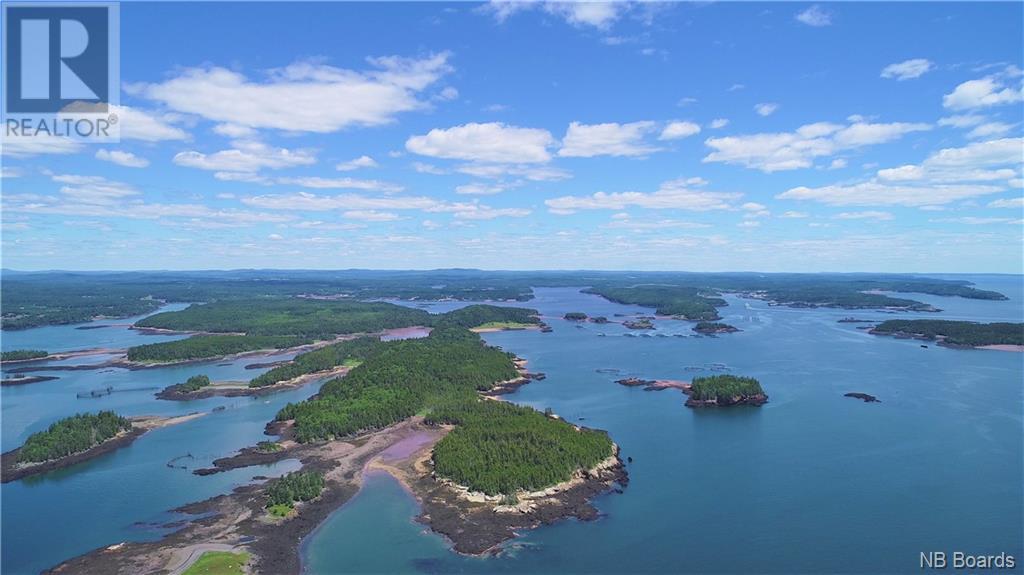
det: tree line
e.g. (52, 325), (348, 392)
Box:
(17, 411), (132, 463)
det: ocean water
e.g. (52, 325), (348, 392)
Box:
(1, 277), (1022, 574)
(304, 277), (1024, 574)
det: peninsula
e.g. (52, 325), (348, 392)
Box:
(869, 319), (1024, 351)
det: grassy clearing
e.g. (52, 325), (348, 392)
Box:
(181, 551), (250, 575)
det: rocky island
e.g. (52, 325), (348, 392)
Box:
(683, 375), (768, 407)
(623, 318), (655, 330)
(844, 392), (881, 403)
(2, 411), (205, 483)
(692, 321), (740, 335)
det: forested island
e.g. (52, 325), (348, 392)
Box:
(265, 471), (325, 517)
(128, 335), (306, 364)
(693, 322), (740, 334)
(1, 349), (49, 362)
(684, 375), (768, 407)
(0, 411), (202, 482)
(584, 286), (724, 320)
(869, 320), (1024, 349)
(564, 312), (588, 321)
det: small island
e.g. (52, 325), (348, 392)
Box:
(564, 312), (588, 321)
(1, 374), (59, 386)
(590, 316), (610, 324)
(844, 392), (881, 403)
(1, 349), (50, 362)
(683, 375), (768, 407)
(623, 318), (655, 330)
(692, 322), (740, 335)
(869, 319), (1024, 351)
(1, 411), (205, 483)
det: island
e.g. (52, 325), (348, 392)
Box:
(1, 411), (205, 483)
(844, 392), (881, 403)
(1, 374), (60, 386)
(590, 316), (610, 324)
(692, 321), (740, 335)
(564, 312), (588, 321)
(683, 375), (768, 407)
(1, 349), (49, 362)
(623, 318), (655, 330)
(48, 326), (625, 574)
(584, 285), (723, 320)
(868, 319), (1024, 351)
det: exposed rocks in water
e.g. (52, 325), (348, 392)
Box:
(589, 316), (610, 324)
(844, 392), (881, 403)
(1, 375), (59, 386)
(75, 325), (110, 330)
(683, 394), (768, 407)
(837, 317), (875, 323)
(244, 360), (289, 370)
(540, 326), (553, 333)
(524, 372), (547, 381)
(623, 318), (655, 330)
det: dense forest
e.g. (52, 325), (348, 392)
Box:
(2, 270), (1007, 330)
(127, 335), (306, 363)
(180, 375), (211, 392)
(428, 399), (613, 495)
(249, 337), (383, 388)
(17, 411), (132, 463)
(275, 327), (613, 494)
(689, 375), (765, 401)
(135, 299), (431, 339)
(564, 312), (588, 321)
(871, 320), (1024, 346)
(265, 471), (325, 508)
(435, 304), (540, 329)
(1, 350), (48, 361)
(585, 286), (725, 320)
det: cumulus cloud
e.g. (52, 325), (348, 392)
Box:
(754, 103), (779, 117)
(834, 211), (893, 221)
(406, 122), (554, 163)
(336, 155), (379, 171)
(95, 149), (149, 168)
(795, 5), (831, 27)
(174, 141), (316, 172)
(276, 176), (403, 193)
(777, 138), (1021, 207)
(988, 197), (1023, 208)
(1, 134), (83, 157)
(880, 59), (933, 81)
(943, 70), (1024, 110)
(659, 121), (701, 140)
(703, 120), (931, 172)
(966, 122), (1016, 140)
(343, 210), (401, 221)
(110, 105), (190, 141)
(131, 53), (452, 133)
(709, 118), (730, 129)
(484, 1), (629, 29)
(545, 178), (741, 213)
(558, 121), (659, 157)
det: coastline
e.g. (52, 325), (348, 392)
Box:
(868, 329), (1024, 352)
(156, 366), (352, 401)
(1, 413), (206, 484)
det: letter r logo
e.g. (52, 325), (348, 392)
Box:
(4, 4), (113, 114)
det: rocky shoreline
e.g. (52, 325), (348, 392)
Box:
(155, 367), (351, 401)
(1, 413), (204, 484)
(1, 375), (60, 386)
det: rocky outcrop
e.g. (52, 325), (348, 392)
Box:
(844, 392), (881, 403)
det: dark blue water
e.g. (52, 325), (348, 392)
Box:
(2, 279), (1021, 574)
(305, 277), (1024, 574)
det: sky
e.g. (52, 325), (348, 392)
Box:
(1, 1), (1023, 273)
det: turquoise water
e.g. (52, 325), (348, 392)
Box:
(1, 278), (1022, 574)
(304, 278), (1024, 574)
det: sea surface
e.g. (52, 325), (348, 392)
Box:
(2, 276), (1022, 574)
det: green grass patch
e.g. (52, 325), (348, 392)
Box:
(267, 503), (293, 517)
(181, 551), (250, 575)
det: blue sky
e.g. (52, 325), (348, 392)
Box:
(2, 1), (1022, 272)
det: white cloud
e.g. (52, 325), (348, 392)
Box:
(1, 134), (83, 157)
(967, 122), (1015, 140)
(558, 121), (659, 157)
(545, 178), (740, 213)
(132, 53), (452, 133)
(50, 174), (139, 205)
(455, 182), (512, 195)
(741, 202), (770, 218)
(111, 105), (190, 142)
(880, 59), (934, 81)
(943, 75), (1024, 110)
(829, 158), (848, 170)
(931, 216), (1023, 225)
(411, 162), (447, 175)
(456, 163), (571, 181)
(754, 102), (779, 117)
(336, 155), (379, 171)
(795, 5), (831, 27)
(834, 211), (893, 221)
(174, 141), (316, 173)
(728, 84), (745, 92)
(268, 233), (284, 240)
(659, 121), (701, 140)
(406, 122), (554, 163)
(343, 210), (401, 221)
(605, 218), (711, 231)
(987, 197), (1023, 208)
(95, 149), (149, 168)
(938, 114), (987, 128)
(444, 203), (531, 220)
(709, 118), (729, 129)
(778, 182), (1002, 207)
(703, 120), (931, 172)
(780, 210), (809, 218)
(437, 86), (459, 101)
(213, 123), (257, 138)
(485, 1), (629, 29)
(276, 176), (403, 193)
(738, 220), (761, 228)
